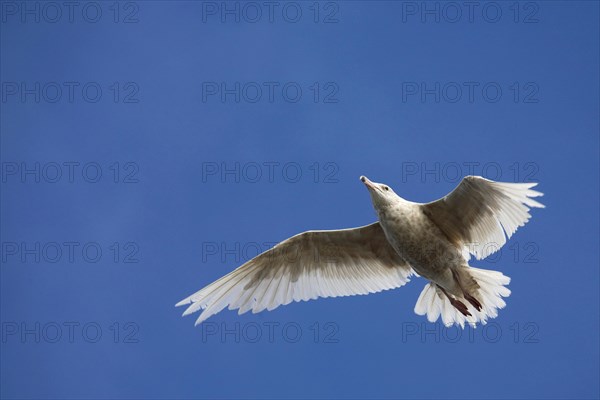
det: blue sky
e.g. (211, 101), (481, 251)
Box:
(1, 1), (598, 399)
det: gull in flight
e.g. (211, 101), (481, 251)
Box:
(176, 175), (544, 328)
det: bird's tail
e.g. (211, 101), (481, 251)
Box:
(414, 267), (511, 328)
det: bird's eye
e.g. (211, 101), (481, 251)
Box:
(383, 186), (389, 191)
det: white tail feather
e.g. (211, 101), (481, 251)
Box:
(414, 267), (511, 328)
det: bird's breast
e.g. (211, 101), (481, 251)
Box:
(379, 205), (462, 276)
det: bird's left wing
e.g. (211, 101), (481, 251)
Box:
(176, 222), (414, 325)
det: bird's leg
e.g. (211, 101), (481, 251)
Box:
(450, 269), (483, 312)
(436, 285), (471, 317)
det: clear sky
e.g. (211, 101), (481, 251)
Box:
(1, 1), (599, 399)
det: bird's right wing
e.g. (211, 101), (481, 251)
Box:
(421, 175), (544, 260)
(176, 222), (414, 325)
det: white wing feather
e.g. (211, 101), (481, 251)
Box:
(422, 176), (544, 260)
(176, 222), (414, 325)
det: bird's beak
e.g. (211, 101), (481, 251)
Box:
(360, 175), (377, 191)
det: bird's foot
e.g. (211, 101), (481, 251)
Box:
(449, 298), (472, 317)
(437, 284), (472, 317)
(463, 293), (483, 312)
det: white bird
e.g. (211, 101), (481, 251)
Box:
(176, 175), (544, 328)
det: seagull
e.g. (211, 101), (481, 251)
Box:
(176, 175), (544, 328)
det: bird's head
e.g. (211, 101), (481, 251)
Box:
(360, 175), (400, 213)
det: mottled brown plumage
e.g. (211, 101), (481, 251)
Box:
(177, 175), (544, 328)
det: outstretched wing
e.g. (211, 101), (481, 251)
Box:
(421, 175), (544, 260)
(176, 222), (414, 325)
